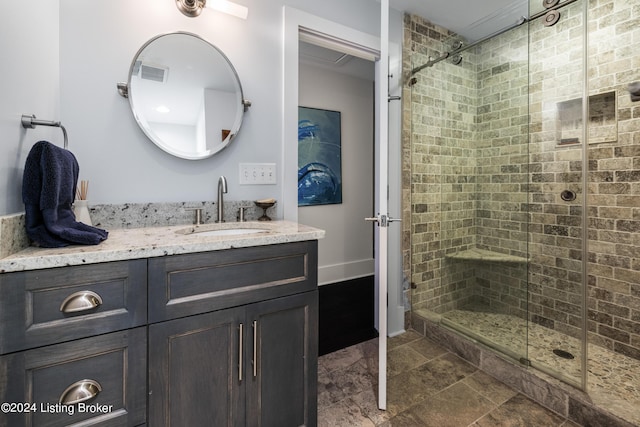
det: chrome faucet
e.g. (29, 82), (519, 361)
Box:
(216, 176), (228, 223)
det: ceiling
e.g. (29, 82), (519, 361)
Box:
(299, 41), (376, 81)
(390, 0), (529, 42)
(299, 0), (532, 80)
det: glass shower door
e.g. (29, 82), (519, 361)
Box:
(438, 24), (531, 363)
(525, 0), (587, 388)
(407, 17), (530, 364)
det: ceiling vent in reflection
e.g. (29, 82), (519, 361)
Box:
(133, 61), (169, 83)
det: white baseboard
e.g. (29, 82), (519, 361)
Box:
(318, 258), (375, 286)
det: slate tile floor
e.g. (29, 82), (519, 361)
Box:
(317, 330), (581, 426)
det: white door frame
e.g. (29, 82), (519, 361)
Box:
(282, 4), (397, 410)
(282, 7), (381, 222)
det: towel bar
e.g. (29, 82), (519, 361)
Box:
(21, 114), (69, 149)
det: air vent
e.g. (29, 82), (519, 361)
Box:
(134, 61), (168, 83)
(141, 65), (167, 82)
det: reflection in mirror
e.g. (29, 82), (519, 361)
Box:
(126, 32), (247, 160)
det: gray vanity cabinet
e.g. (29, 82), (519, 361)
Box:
(0, 328), (147, 427)
(0, 260), (148, 427)
(147, 241), (319, 427)
(245, 292), (318, 427)
(0, 239), (319, 427)
(0, 260), (147, 354)
(148, 291), (317, 427)
(148, 307), (245, 426)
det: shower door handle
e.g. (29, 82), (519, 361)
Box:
(365, 214), (401, 228)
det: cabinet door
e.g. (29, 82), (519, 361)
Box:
(148, 308), (245, 427)
(0, 328), (147, 427)
(246, 291), (318, 427)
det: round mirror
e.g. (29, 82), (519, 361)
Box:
(126, 32), (248, 160)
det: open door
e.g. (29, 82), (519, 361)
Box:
(282, 3), (393, 411)
(367, 0), (397, 410)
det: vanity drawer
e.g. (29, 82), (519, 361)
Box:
(148, 241), (318, 322)
(0, 327), (147, 427)
(0, 260), (147, 354)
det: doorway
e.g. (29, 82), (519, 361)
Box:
(297, 40), (377, 355)
(283, 5), (403, 410)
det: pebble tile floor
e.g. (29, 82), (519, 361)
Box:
(317, 331), (581, 427)
(442, 309), (640, 426)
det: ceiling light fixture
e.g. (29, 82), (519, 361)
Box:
(176, 0), (248, 19)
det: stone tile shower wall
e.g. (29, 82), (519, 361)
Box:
(404, 15), (530, 318)
(403, 15), (476, 315)
(403, 0), (640, 361)
(528, 0), (640, 360)
(585, 0), (639, 359)
(526, 2), (587, 344)
(473, 25), (529, 318)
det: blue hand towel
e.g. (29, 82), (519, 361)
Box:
(22, 141), (108, 248)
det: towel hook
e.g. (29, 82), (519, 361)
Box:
(21, 114), (69, 149)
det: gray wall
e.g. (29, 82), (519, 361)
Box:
(0, 0), (385, 216)
(0, 1), (60, 214)
(298, 62), (375, 285)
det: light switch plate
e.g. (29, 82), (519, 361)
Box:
(239, 163), (277, 185)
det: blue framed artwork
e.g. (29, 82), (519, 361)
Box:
(298, 107), (342, 206)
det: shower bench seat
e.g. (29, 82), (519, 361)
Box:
(445, 247), (528, 264)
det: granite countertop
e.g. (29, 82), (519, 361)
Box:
(0, 221), (325, 273)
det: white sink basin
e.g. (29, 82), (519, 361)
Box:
(176, 224), (270, 237)
(193, 228), (269, 237)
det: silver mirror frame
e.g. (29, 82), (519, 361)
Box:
(118, 31), (250, 160)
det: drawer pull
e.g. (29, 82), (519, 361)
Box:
(59, 379), (102, 405)
(60, 291), (103, 313)
(239, 323), (244, 382)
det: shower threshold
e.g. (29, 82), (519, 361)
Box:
(440, 311), (584, 388)
(417, 308), (640, 426)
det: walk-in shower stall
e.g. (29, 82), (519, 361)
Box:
(403, 0), (639, 424)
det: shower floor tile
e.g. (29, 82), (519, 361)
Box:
(441, 309), (640, 426)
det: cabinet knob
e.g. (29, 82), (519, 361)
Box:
(60, 290), (103, 313)
(59, 379), (102, 405)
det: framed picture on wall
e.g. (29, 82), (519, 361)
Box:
(298, 106), (342, 206)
